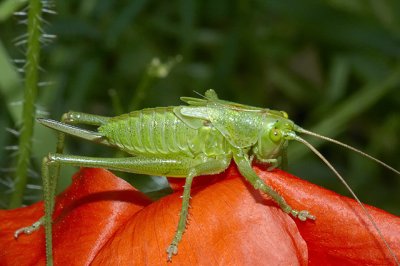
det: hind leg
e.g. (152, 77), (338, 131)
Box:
(14, 112), (112, 238)
(31, 153), (229, 264)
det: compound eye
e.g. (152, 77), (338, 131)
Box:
(269, 128), (282, 143)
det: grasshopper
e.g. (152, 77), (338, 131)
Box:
(14, 89), (399, 265)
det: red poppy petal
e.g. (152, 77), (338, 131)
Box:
(0, 201), (45, 264)
(0, 168), (152, 265)
(92, 175), (308, 265)
(8, 164), (396, 265)
(254, 166), (400, 265)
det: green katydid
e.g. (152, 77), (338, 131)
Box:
(14, 89), (400, 265)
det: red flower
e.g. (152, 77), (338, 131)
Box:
(0, 165), (399, 265)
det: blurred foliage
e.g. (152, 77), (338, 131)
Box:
(0, 0), (399, 214)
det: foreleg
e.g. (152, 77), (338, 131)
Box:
(234, 151), (315, 221)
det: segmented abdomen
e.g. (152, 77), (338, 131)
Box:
(98, 107), (229, 157)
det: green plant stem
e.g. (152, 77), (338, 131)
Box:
(9, 0), (42, 208)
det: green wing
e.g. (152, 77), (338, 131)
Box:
(181, 89), (265, 112)
(180, 89), (217, 106)
(179, 89), (266, 148)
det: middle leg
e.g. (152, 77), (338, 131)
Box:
(166, 157), (231, 261)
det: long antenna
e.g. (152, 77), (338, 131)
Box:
(296, 127), (400, 175)
(294, 135), (399, 265)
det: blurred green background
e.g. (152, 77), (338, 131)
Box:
(0, 0), (399, 214)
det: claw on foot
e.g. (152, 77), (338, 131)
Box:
(291, 210), (315, 221)
(166, 244), (178, 262)
(14, 220), (43, 239)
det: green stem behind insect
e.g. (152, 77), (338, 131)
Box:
(9, 0), (42, 208)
